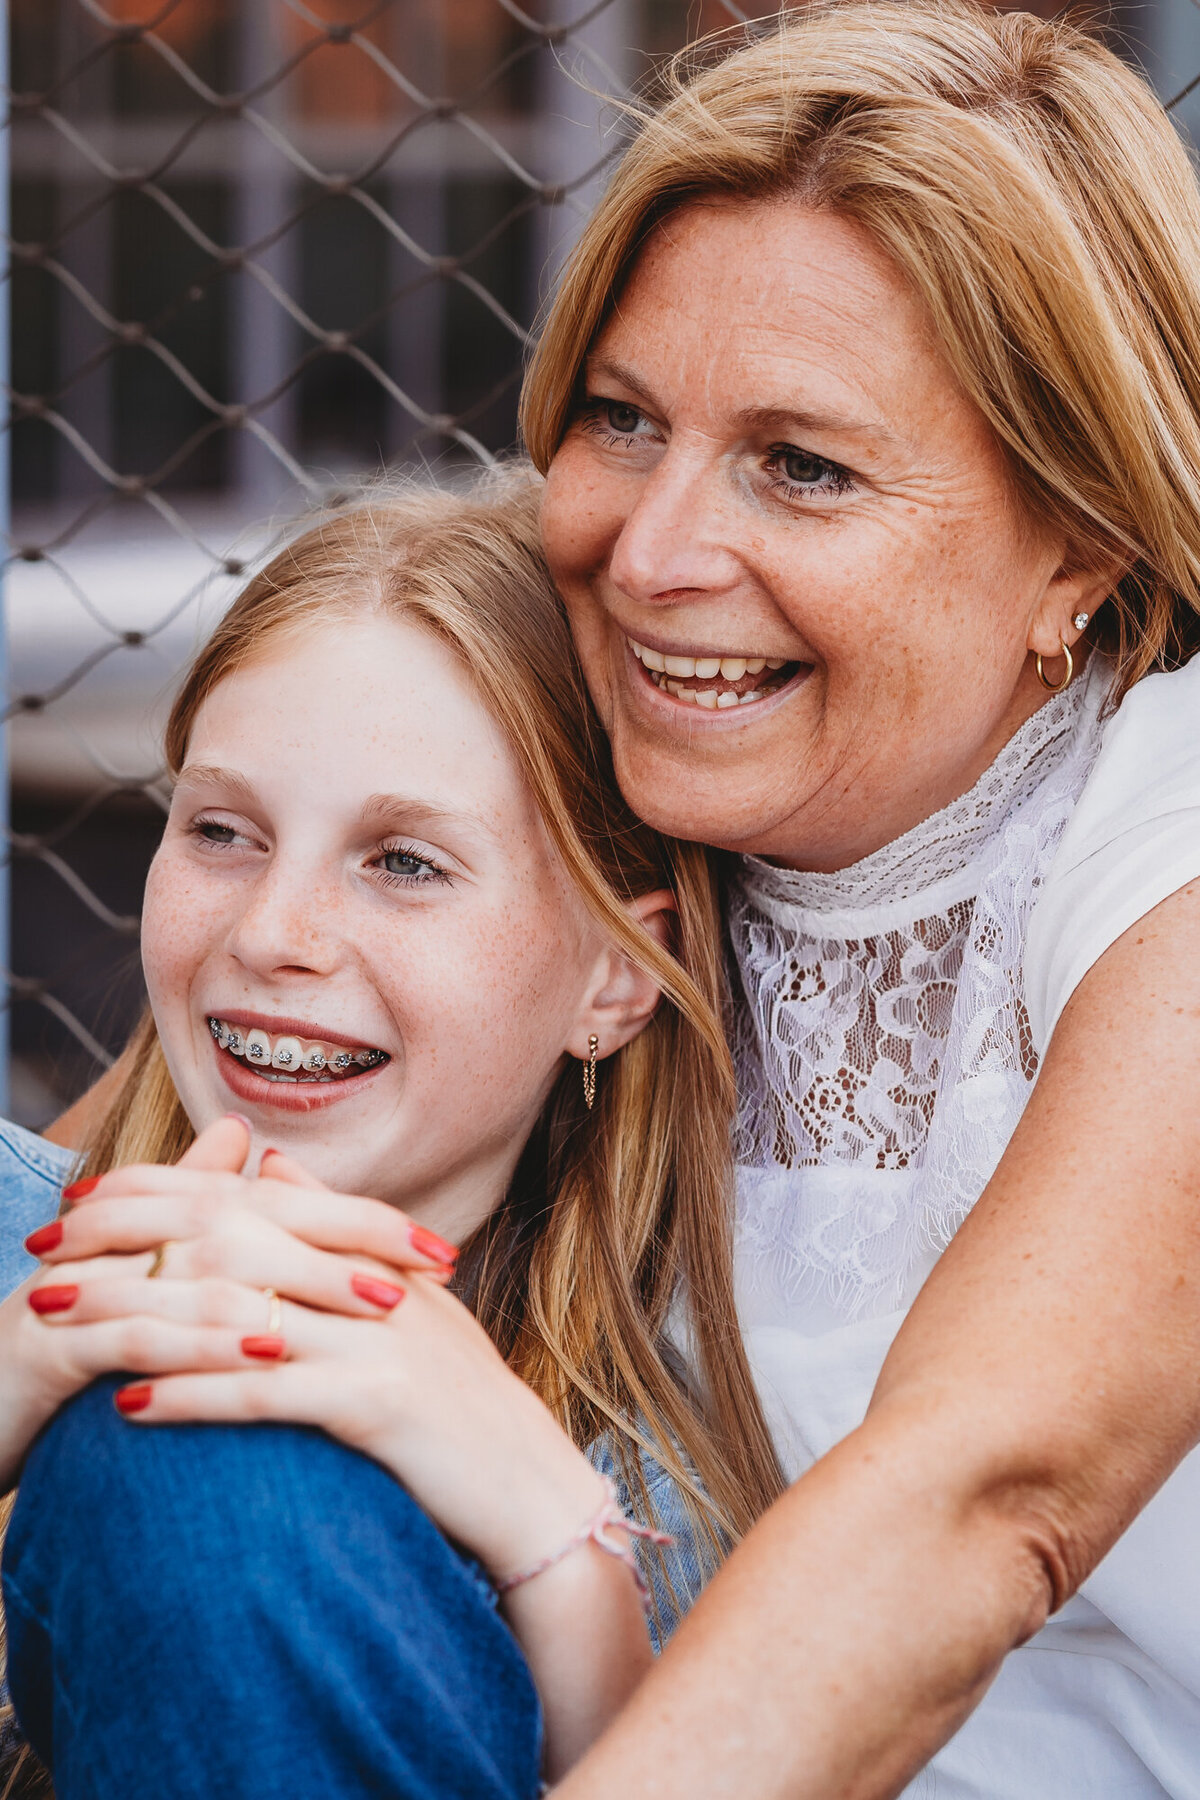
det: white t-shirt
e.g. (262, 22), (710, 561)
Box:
(725, 654), (1200, 1798)
(1026, 650), (1200, 1048)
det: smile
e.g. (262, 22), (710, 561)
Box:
(626, 638), (801, 709)
(207, 1016), (390, 1084)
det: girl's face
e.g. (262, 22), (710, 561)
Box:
(143, 613), (627, 1241)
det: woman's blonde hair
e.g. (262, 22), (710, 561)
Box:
(521, 0), (1200, 698)
(83, 469), (782, 1559)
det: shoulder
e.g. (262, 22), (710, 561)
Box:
(1026, 657), (1200, 1048)
(0, 1119), (74, 1300)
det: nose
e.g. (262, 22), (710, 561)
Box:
(607, 445), (745, 608)
(226, 855), (343, 983)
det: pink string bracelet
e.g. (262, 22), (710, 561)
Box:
(495, 1479), (675, 1609)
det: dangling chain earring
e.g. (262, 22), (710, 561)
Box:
(1035, 637), (1074, 694)
(582, 1034), (599, 1111)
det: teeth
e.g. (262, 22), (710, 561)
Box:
(696, 690), (719, 709)
(207, 1019), (387, 1081)
(717, 691), (739, 708)
(630, 638), (792, 689)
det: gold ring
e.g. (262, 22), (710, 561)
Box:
(263, 1287), (282, 1334)
(146, 1241), (171, 1280)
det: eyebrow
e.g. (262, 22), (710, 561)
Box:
(357, 793), (499, 843)
(585, 354), (900, 448)
(176, 768), (498, 845)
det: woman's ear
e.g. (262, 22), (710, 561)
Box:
(1026, 548), (1125, 659)
(566, 889), (676, 1062)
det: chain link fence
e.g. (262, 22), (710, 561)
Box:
(2, 0), (1197, 1126)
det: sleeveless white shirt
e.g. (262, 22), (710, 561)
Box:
(726, 652), (1200, 1797)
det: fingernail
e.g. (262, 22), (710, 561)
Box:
(409, 1224), (459, 1266)
(241, 1334), (286, 1360)
(114, 1383), (153, 1415)
(62, 1176), (100, 1202)
(351, 1272), (405, 1310)
(24, 1222), (63, 1256)
(223, 1113), (253, 1131)
(29, 1284), (80, 1314)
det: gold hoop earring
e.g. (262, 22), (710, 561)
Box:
(582, 1034), (598, 1111)
(1035, 638), (1074, 694)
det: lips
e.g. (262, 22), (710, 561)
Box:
(626, 638), (802, 710)
(205, 1012), (392, 1114)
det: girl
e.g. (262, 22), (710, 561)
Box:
(1, 472), (780, 1797)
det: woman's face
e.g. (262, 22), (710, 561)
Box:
(541, 200), (1098, 870)
(143, 614), (627, 1241)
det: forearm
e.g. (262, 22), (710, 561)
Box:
(551, 1408), (1053, 1800)
(504, 1545), (654, 1780)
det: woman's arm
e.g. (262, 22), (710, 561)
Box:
(549, 876), (1200, 1799)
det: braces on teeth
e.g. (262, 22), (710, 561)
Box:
(208, 1016), (387, 1079)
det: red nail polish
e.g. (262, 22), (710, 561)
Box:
(241, 1334), (286, 1360)
(114, 1384), (153, 1415)
(409, 1225), (459, 1266)
(351, 1272), (405, 1310)
(29, 1284), (79, 1315)
(61, 1176), (100, 1202)
(24, 1222), (63, 1256)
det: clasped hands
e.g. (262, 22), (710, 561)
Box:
(10, 1115), (607, 1580)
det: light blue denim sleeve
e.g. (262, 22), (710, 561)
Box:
(588, 1436), (723, 1653)
(0, 1119), (74, 1300)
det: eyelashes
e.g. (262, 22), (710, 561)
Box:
(375, 843), (452, 889)
(576, 396), (856, 500)
(188, 819), (452, 890)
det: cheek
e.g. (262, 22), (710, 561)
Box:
(141, 854), (220, 1007)
(542, 445), (622, 590)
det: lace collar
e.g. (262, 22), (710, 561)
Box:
(735, 662), (1104, 924)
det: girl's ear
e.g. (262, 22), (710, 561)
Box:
(566, 889), (676, 1062)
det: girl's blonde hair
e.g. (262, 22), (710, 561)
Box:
(83, 469), (782, 1555)
(521, 0), (1200, 698)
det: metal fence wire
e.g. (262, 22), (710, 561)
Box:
(1, 0), (1198, 1126)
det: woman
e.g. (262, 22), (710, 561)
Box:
(526, 2), (1200, 1794)
(10, 0), (1200, 1793)
(0, 477), (780, 1795)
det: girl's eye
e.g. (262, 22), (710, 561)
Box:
(376, 845), (450, 888)
(766, 445), (854, 499)
(192, 817), (245, 851)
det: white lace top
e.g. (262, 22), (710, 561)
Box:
(722, 652), (1200, 1798)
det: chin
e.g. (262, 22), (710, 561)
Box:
(609, 744), (787, 855)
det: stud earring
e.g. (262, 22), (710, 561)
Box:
(582, 1034), (599, 1111)
(1072, 611), (1090, 631)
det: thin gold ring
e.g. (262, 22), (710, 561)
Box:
(263, 1287), (282, 1334)
(146, 1241), (171, 1280)
(1035, 639), (1074, 694)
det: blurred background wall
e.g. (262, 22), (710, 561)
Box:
(2, 0), (1197, 1127)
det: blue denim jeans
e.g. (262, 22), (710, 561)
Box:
(4, 1378), (543, 1800)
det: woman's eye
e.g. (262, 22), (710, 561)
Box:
(579, 397), (655, 444)
(767, 445), (854, 498)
